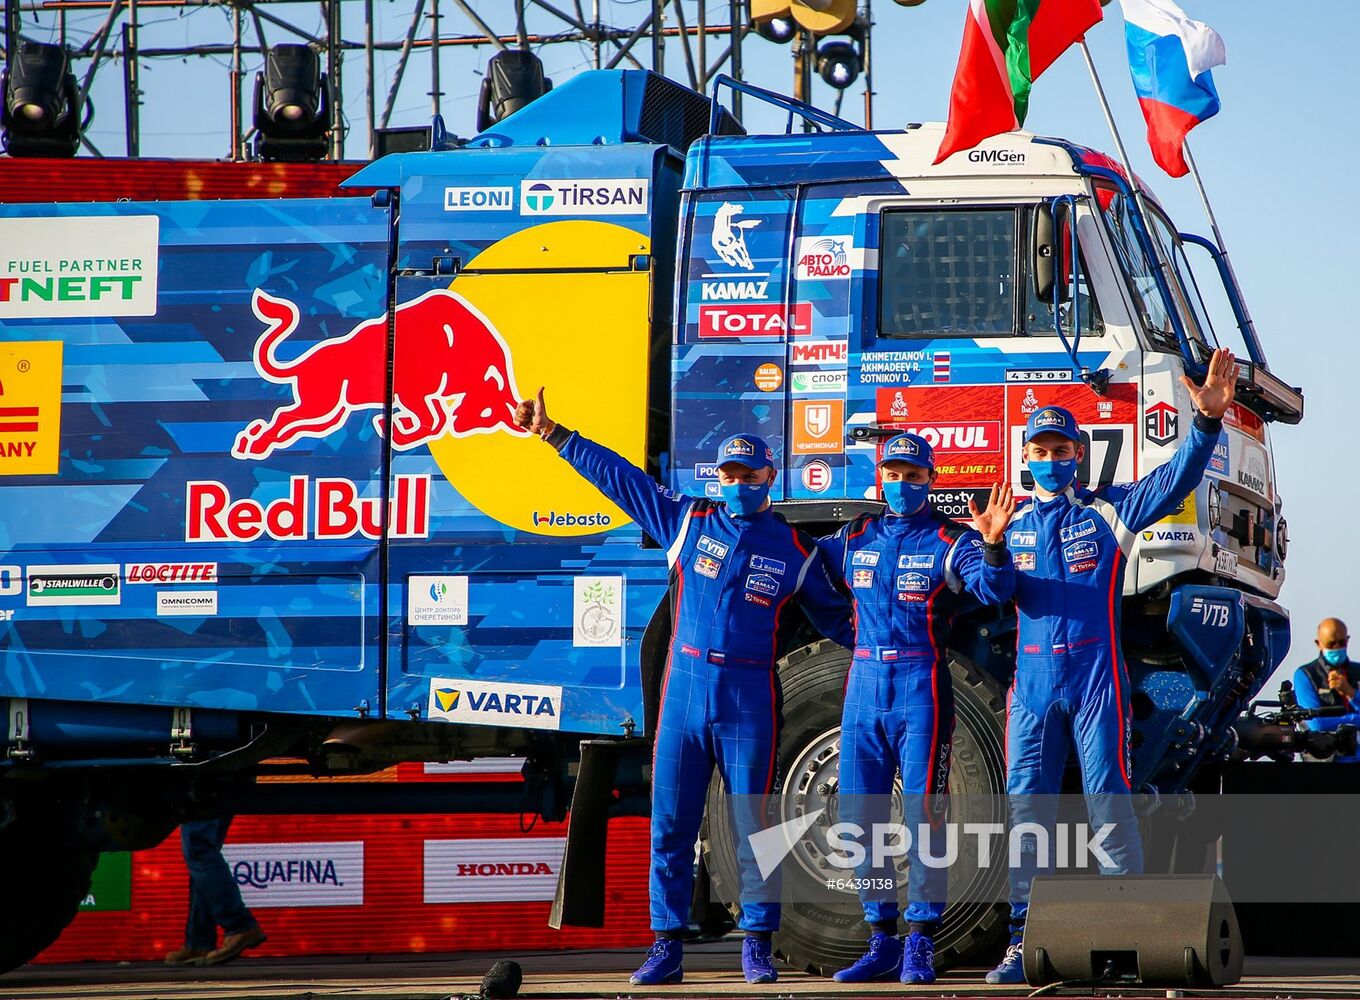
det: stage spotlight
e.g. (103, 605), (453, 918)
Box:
(1, 41), (83, 158)
(816, 39), (861, 89)
(755, 16), (798, 44)
(252, 44), (330, 161)
(476, 50), (551, 133)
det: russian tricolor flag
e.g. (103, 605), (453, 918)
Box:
(1118, 0), (1225, 177)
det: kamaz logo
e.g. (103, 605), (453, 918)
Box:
(967, 149), (1026, 164)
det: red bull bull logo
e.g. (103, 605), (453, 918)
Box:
(233, 288), (526, 460)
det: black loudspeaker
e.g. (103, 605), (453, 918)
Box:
(1023, 875), (1243, 987)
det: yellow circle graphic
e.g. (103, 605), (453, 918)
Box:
(427, 220), (652, 536)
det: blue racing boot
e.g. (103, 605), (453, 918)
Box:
(900, 931), (936, 985)
(985, 941), (1026, 985)
(629, 938), (683, 986)
(832, 932), (903, 983)
(742, 936), (779, 984)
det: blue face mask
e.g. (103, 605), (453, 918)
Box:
(882, 479), (930, 515)
(1322, 647), (1348, 666)
(721, 481), (771, 517)
(1028, 457), (1079, 494)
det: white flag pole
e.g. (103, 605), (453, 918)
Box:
(1182, 136), (1259, 357)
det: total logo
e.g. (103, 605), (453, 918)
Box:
(520, 178), (649, 216)
(428, 677), (563, 731)
(186, 475), (431, 542)
(699, 303), (812, 338)
(901, 422), (1000, 452)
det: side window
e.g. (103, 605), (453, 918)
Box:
(1097, 187), (1179, 352)
(1022, 206), (1104, 338)
(1145, 209), (1217, 364)
(878, 209), (1017, 339)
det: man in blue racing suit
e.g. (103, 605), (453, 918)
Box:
(818, 433), (1016, 984)
(986, 347), (1237, 985)
(514, 389), (854, 987)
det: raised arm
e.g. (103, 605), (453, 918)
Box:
(517, 388), (693, 547)
(945, 531), (1016, 605)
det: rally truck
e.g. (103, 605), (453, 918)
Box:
(0, 69), (1301, 973)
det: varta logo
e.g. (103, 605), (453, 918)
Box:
(434, 688), (460, 712)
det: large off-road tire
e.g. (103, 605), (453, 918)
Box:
(0, 806), (98, 973)
(701, 639), (1010, 976)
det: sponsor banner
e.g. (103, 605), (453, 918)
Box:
(697, 303), (812, 338)
(791, 400), (844, 455)
(423, 836), (565, 904)
(754, 362), (783, 392)
(187, 475), (431, 542)
(1144, 400), (1179, 446)
(443, 186), (514, 211)
(223, 841), (364, 908)
(156, 590), (218, 616)
(409, 575), (469, 626)
(26, 563), (120, 606)
(700, 278), (770, 301)
(1224, 402), (1265, 443)
(878, 386), (1005, 487)
(520, 179), (648, 216)
(573, 576), (622, 648)
(790, 370), (847, 395)
(126, 562), (217, 584)
(428, 677), (562, 731)
(0, 339), (63, 475)
(0, 215), (159, 318)
(79, 852), (132, 912)
(800, 460), (832, 493)
(793, 237), (864, 280)
(1006, 382), (1139, 495)
(790, 340), (848, 367)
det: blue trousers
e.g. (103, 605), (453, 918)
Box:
(650, 651), (781, 932)
(1006, 655), (1143, 934)
(182, 816), (256, 950)
(839, 652), (953, 926)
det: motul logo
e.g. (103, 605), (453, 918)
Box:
(456, 862), (554, 877)
(901, 422), (1000, 452)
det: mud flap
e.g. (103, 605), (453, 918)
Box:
(550, 737), (648, 928)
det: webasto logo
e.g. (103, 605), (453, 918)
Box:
(532, 510), (612, 528)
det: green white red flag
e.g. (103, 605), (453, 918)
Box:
(935, 0), (1105, 164)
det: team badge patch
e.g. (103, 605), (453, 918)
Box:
(852, 550), (880, 567)
(852, 568), (875, 589)
(1014, 551), (1036, 571)
(696, 535), (729, 560)
(695, 555), (721, 579)
(898, 553), (935, 569)
(750, 555), (786, 575)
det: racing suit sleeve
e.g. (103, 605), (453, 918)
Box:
(1294, 665), (1360, 734)
(944, 530), (1015, 605)
(814, 523), (851, 588)
(793, 540), (855, 650)
(546, 425), (693, 547)
(1095, 413), (1223, 537)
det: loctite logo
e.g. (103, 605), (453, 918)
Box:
(126, 562), (217, 583)
(185, 475), (430, 542)
(698, 303), (812, 338)
(901, 422), (1000, 452)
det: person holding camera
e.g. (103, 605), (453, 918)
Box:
(1292, 618), (1360, 763)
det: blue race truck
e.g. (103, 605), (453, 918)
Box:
(0, 70), (1302, 973)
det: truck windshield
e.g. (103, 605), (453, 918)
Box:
(1097, 185), (1213, 362)
(879, 207), (1101, 340)
(879, 208), (1016, 338)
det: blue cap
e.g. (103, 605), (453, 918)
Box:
(716, 433), (775, 471)
(878, 432), (934, 470)
(1024, 406), (1082, 444)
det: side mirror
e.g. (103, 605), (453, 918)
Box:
(1032, 202), (1071, 304)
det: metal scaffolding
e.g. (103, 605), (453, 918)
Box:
(0, 0), (809, 160)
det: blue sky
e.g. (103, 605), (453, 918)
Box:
(46, 1), (1355, 687)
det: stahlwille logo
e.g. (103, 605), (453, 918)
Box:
(26, 564), (121, 606)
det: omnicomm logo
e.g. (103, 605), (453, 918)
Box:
(427, 677), (563, 731)
(222, 842), (364, 908)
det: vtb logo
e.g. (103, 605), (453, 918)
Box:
(233, 288), (526, 460)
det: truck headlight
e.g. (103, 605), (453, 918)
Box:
(1208, 481), (1223, 530)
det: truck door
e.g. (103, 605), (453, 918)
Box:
(0, 197), (393, 717)
(378, 151), (665, 737)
